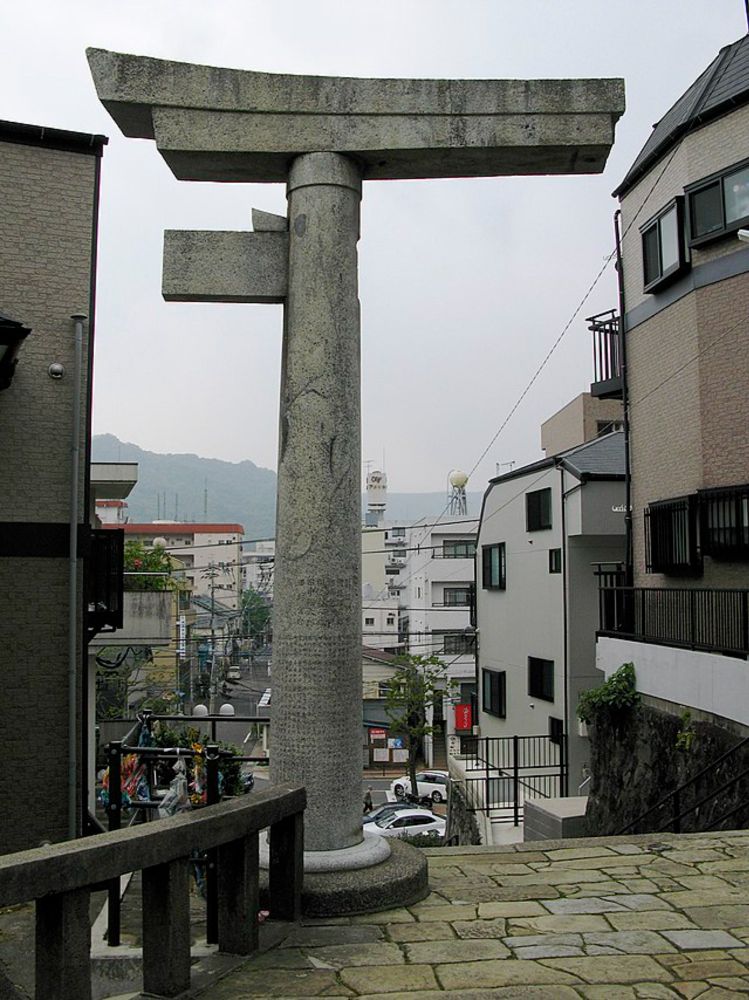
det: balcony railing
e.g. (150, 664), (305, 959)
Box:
(587, 309), (622, 400)
(599, 586), (749, 658)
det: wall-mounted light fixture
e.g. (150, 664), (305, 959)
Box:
(0, 311), (31, 391)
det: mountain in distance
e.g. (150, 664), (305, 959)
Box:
(92, 435), (483, 539)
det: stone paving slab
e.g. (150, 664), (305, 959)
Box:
(192, 830), (749, 999)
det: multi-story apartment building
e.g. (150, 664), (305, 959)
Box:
(593, 34), (749, 726)
(1, 120), (115, 851)
(475, 433), (625, 791)
(107, 521), (245, 610)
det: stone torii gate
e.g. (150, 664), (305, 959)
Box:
(88, 49), (623, 889)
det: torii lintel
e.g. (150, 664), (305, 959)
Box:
(87, 48), (625, 184)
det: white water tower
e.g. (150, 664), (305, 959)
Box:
(365, 469), (387, 526)
(448, 469), (469, 516)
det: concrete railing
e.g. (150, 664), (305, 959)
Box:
(0, 784), (305, 1000)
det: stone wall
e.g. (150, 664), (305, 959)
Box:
(445, 781), (482, 847)
(585, 698), (749, 836)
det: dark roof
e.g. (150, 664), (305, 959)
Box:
(557, 430), (625, 480)
(615, 34), (749, 198)
(0, 119), (108, 157)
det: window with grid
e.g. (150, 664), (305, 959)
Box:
(528, 656), (554, 702)
(699, 485), (749, 560)
(526, 488), (552, 531)
(442, 539), (476, 559)
(645, 495), (701, 575)
(443, 587), (471, 606)
(481, 543), (506, 590)
(688, 159), (749, 245)
(641, 197), (687, 292)
(482, 668), (506, 718)
(434, 630), (476, 655)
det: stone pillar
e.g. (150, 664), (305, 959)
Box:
(271, 152), (363, 853)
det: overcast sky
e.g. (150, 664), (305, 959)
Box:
(2, 2), (744, 492)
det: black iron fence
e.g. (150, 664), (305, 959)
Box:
(599, 586), (749, 658)
(458, 735), (567, 825)
(587, 309), (622, 395)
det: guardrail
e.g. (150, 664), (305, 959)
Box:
(599, 586), (749, 658)
(459, 735), (566, 825)
(0, 784), (305, 1000)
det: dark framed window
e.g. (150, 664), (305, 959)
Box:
(526, 488), (552, 531)
(597, 419), (624, 437)
(443, 586), (471, 606)
(687, 159), (749, 246)
(548, 548), (562, 574)
(641, 197), (687, 292)
(364, 617), (375, 626)
(442, 539), (476, 559)
(481, 543), (506, 590)
(482, 668), (506, 718)
(645, 495), (702, 576)
(699, 484), (749, 560)
(528, 657), (554, 702)
(434, 630), (476, 656)
(549, 716), (564, 746)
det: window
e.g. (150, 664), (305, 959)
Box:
(443, 539), (476, 559)
(645, 495), (701, 575)
(528, 657), (554, 702)
(597, 419), (624, 437)
(482, 668), (506, 718)
(549, 716), (564, 746)
(641, 198), (686, 291)
(688, 160), (749, 246)
(386, 615), (395, 626)
(443, 587), (471, 606)
(434, 630), (476, 655)
(391, 527), (406, 538)
(548, 548), (562, 574)
(482, 543), (506, 590)
(699, 485), (749, 560)
(364, 617), (375, 626)
(526, 488), (552, 531)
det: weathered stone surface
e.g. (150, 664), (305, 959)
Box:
(162, 230), (288, 303)
(340, 964), (439, 994)
(606, 911), (697, 931)
(303, 942), (404, 969)
(87, 49), (624, 182)
(406, 939), (510, 964)
(278, 924), (383, 948)
(685, 904), (749, 928)
(387, 921), (456, 942)
(582, 930), (676, 953)
(508, 914), (611, 934)
(478, 901), (547, 918)
(452, 918), (508, 939)
(542, 955), (672, 983)
(661, 929), (745, 950)
(413, 904), (478, 922)
(437, 958), (582, 989)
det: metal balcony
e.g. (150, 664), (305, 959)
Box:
(587, 309), (622, 400)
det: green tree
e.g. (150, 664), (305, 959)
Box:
(240, 586), (271, 645)
(384, 654), (453, 797)
(124, 540), (173, 591)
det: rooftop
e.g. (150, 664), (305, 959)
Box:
(615, 33), (749, 197)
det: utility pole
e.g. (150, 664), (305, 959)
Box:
(202, 562), (220, 713)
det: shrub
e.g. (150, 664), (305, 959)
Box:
(577, 662), (639, 725)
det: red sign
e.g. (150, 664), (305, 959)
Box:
(369, 728), (387, 742)
(454, 703), (472, 731)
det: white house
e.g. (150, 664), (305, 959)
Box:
(476, 432), (626, 790)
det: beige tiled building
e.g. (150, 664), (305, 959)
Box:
(595, 34), (749, 724)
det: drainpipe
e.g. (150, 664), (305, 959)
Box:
(614, 210), (633, 586)
(69, 313), (86, 839)
(560, 469), (583, 798)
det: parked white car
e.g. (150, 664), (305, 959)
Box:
(373, 808), (446, 839)
(390, 770), (449, 803)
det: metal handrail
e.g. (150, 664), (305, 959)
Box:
(617, 733), (749, 835)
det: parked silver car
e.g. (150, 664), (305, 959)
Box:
(372, 808), (446, 839)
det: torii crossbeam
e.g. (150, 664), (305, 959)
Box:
(89, 49), (624, 874)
